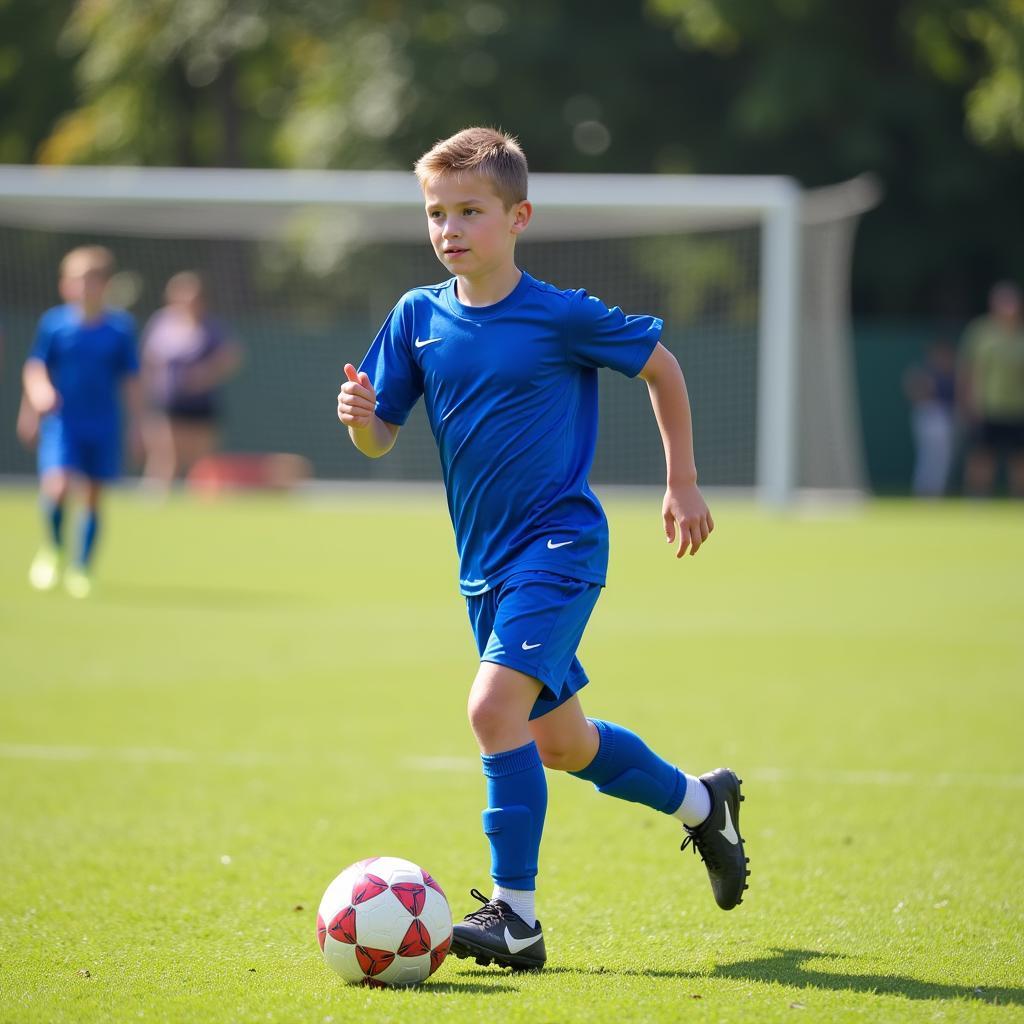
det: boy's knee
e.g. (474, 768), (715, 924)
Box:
(41, 472), (69, 502)
(467, 688), (506, 745)
(535, 740), (572, 771)
(535, 736), (594, 773)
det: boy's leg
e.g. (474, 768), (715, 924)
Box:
(533, 697), (749, 911)
(29, 469), (70, 590)
(450, 662), (548, 969)
(65, 478), (103, 598)
(77, 479), (103, 567)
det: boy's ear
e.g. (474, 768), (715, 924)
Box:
(510, 200), (533, 235)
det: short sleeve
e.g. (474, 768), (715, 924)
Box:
(358, 298), (423, 426)
(27, 311), (56, 367)
(566, 289), (662, 378)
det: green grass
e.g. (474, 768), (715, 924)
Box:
(1, 487), (1022, 1023)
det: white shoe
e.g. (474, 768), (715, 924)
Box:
(28, 547), (61, 591)
(64, 567), (93, 599)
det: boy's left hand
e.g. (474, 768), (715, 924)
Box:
(663, 482), (713, 558)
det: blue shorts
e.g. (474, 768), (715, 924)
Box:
(466, 570), (602, 721)
(38, 417), (121, 482)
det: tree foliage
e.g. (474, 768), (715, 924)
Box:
(4, 0), (1024, 312)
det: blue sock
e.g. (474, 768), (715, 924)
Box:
(480, 741), (547, 892)
(41, 496), (64, 548)
(570, 718), (687, 815)
(77, 510), (100, 568)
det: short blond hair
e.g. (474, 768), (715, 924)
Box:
(414, 127), (528, 209)
(60, 245), (115, 280)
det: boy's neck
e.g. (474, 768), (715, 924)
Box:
(77, 302), (105, 323)
(455, 265), (522, 308)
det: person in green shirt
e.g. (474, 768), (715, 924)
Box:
(958, 281), (1024, 497)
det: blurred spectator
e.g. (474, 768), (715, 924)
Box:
(957, 281), (1024, 498)
(903, 339), (956, 497)
(140, 272), (242, 490)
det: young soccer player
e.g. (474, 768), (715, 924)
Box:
(337, 127), (749, 971)
(23, 246), (141, 598)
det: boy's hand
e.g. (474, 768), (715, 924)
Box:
(663, 482), (713, 558)
(338, 363), (376, 427)
(29, 380), (60, 416)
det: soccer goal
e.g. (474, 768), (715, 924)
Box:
(0, 165), (878, 503)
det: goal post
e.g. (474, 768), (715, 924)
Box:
(0, 164), (878, 503)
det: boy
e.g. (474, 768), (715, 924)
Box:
(337, 128), (749, 971)
(23, 246), (141, 598)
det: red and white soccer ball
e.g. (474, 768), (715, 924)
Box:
(316, 856), (452, 987)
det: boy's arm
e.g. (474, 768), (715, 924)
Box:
(338, 362), (399, 458)
(638, 342), (714, 558)
(22, 358), (59, 415)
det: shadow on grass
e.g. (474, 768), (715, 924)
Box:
(590, 948), (1020, 1006)
(420, 979), (516, 995)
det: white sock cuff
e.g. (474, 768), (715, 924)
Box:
(672, 773), (712, 827)
(492, 885), (537, 927)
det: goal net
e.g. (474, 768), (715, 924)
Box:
(0, 166), (878, 501)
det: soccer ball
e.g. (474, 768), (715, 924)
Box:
(316, 856), (452, 987)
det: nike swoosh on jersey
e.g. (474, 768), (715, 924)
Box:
(546, 539), (574, 549)
(503, 927), (543, 954)
(521, 641), (542, 651)
(719, 802), (739, 845)
(414, 337), (443, 348)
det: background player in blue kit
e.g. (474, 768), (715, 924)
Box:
(22, 246), (141, 598)
(337, 127), (749, 971)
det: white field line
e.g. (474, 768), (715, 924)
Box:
(0, 743), (273, 766)
(1, 744), (1022, 789)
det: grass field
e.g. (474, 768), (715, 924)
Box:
(1, 486), (1022, 1024)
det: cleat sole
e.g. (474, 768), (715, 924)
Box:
(450, 936), (545, 973)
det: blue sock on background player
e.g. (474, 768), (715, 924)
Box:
(77, 509), (100, 568)
(41, 495), (64, 549)
(481, 741), (546, 926)
(570, 718), (710, 825)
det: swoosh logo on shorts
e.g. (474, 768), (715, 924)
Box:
(546, 539), (573, 549)
(415, 337), (443, 348)
(521, 641), (542, 651)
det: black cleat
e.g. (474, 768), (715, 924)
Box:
(680, 768), (750, 910)
(449, 888), (546, 971)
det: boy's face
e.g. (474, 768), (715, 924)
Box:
(59, 261), (108, 311)
(422, 174), (531, 280)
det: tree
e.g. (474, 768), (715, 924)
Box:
(12, 0), (1024, 313)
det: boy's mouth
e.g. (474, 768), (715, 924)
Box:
(443, 247), (468, 256)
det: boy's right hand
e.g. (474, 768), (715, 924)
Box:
(337, 363), (376, 427)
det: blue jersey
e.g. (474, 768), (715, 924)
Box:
(359, 272), (661, 595)
(28, 305), (138, 435)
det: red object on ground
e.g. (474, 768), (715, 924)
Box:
(186, 453), (311, 494)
